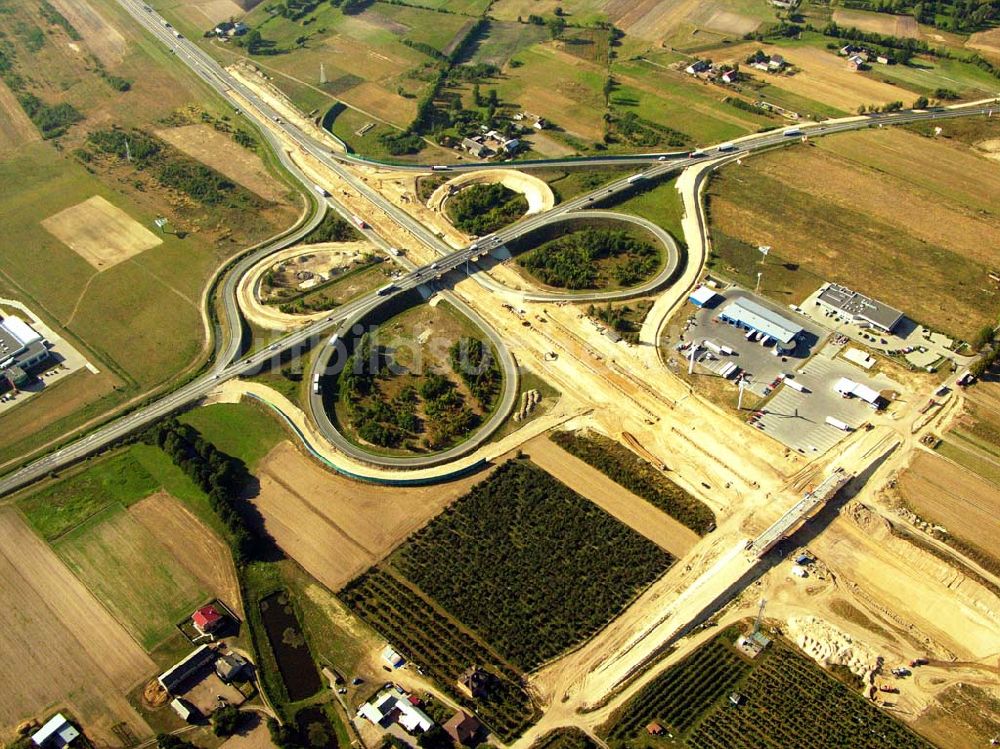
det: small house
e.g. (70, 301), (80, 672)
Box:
(767, 54), (786, 71)
(721, 69), (738, 84)
(646, 723), (665, 736)
(848, 54), (865, 71)
(685, 59), (711, 75)
(876, 54), (893, 64)
(457, 666), (491, 699)
(729, 692), (744, 706)
(532, 118), (547, 130)
(443, 712), (483, 746)
(192, 604), (225, 635)
(382, 645), (405, 668)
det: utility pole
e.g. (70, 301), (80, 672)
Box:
(125, 137), (132, 163)
(688, 344), (697, 375)
(738, 377), (746, 410)
(319, 62), (326, 85)
(753, 598), (767, 635)
(756, 271), (763, 294)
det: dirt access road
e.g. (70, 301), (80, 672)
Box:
(523, 434), (699, 557)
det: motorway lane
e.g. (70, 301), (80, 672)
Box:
(0, 1), (994, 492)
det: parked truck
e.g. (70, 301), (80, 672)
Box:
(784, 378), (809, 393)
(825, 416), (852, 431)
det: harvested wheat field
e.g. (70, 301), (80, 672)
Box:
(41, 195), (162, 270)
(832, 9), (919, 38)
(898, 451), (1000, 555)
(130, 492), (242, 616)
(50, 0), (127, 65)
(156, 124), (287, 202)
(523, 435), (699, 556)
(0, 80), (39, 154)
(967, 27), (1000, 60)
(249, 442), (500, 590)
(0, 509), (152, 743)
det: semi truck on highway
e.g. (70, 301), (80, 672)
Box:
(825, 416), (852, 431)
(431, 165), (450, 171)
(313, 185), (329, 197)
(377, 283), (397, 296)
(328, 334), (339, 346)
(783, 127), (803, 136)
(387, 247), (401, 256)
(627, 173), (646, 184)
(312, 374), (320, 394)
(352, 215), (366, 229)
(718, 142), (737, 151)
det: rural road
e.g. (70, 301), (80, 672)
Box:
(0, 0), (993, 494)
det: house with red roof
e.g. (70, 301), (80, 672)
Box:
(192, 604), (225, 635)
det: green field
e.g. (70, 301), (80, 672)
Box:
(17, 451), (159, 540)
(180, 401), (287, 470)
(601, 631), (934, 749)
(391, 459), (674, 670)
(55, 503), (208, 650)
(609, 177), (686, 246)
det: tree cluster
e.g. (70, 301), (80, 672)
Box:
(520, 228), (658, 290)
(303, 211), (362, 243)
(212, 705), (244, 737)
(605, 111), (689, 149)
(87, 128), (265, 210)
(447, 183), (527, 236)
(448, 337), (501, 409)
(146, 418), (261, 564)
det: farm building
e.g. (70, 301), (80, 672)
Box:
(0, 314), (50, 389)
(848, 54), (866, 70)
(689, 285), (720, 308)
(158, 644), (216, 693)
(457, 666), (491, 699)
(815, 283), (903, 333)
(215, 652), (250, 683)
(31, 714), (79, 749)
(685, 60), (711, 75)
(192, 603), (225, 635)
(359, 687), (434, 734)
(717, 297), (803, 352)
(461, 138), (492, 158)
(834, 377), (886, 409)
(443, 712), (482, 746)
(170, 698), (198, 723)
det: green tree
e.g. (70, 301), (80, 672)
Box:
(212, 705), (243, 737)
(547, 16), (566, 39)
(912, 96), (929, 109)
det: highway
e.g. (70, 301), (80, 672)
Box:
(0, 0), (994, 495)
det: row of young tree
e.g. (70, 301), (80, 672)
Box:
(145, 418), (261, 564)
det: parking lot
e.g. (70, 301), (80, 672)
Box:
(749, 343), (901, 455)
(679, 289), (826, 397)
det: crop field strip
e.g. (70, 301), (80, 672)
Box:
(340, 567), (538, 742)
(390, 460), (675, 671)
(601, 633), (936, 749)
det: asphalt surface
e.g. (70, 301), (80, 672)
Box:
(0, 1), (994, 492)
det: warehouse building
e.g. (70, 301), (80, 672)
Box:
(0, 314), (50, 389)
(814, 283), (903, 333)
(717, 297), (803, 352)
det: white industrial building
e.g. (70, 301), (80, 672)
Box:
(814, 283), (903, 333)
(717, 297), (803, 352)
(0, 314), (50, 388)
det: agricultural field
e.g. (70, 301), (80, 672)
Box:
(180, 401), (287, 470)
(0, 0), (298, 468)
(608, 176), (686, 245)
(0, 509), (153, 743)
(204, 2), (444, 127)
(390, 459), (675, 670)
(601, 632), (934, 749)
(332, 302), (503, 453)
(54, 504), (209, 650)
(898, 449), (1000, 567)
(341, 567), (538, 741)
(524, 435), (700, 556)
(705, 125), (1000, 342)
(248, 440), (495, 590)
(0, 80), (40, 154)
(550, 430), (716, 534)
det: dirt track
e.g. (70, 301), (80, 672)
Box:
(130, 492), (243, 616)
(0, 509), (152, 742)
(523, 435), (699, 557)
